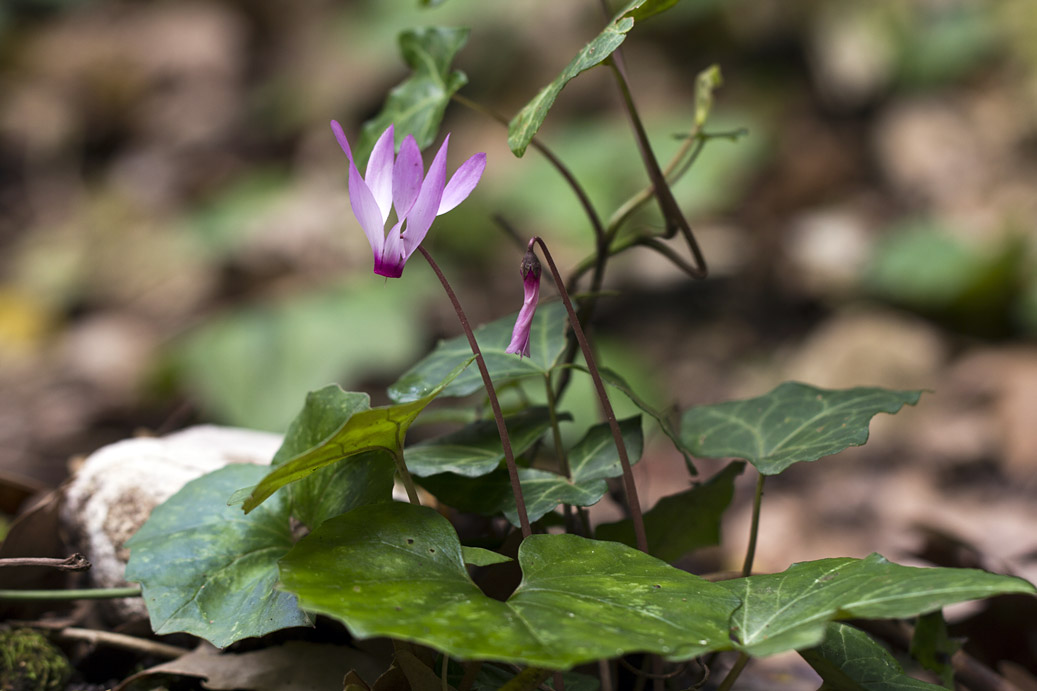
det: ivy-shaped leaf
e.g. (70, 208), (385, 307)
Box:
(389, 302), (567, 403)
(125, 464), (311, 647)
(273, 386), (393, 529)
(679, 383), (922, 475)
(418, 416), (643, 526)
(241, 359), (472, 513)
(404, 407), (559, 478)
(718, 553), (1036, 658)
(507, 0), (650, 157)
(595, 460), (743, 562)
(801, 623), (944, 690)
(910, 611), (958, 688)
(356, 27), (469, 165)
(279, 502), (739, 669)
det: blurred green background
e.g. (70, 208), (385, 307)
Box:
(1, 0), (1035, 490)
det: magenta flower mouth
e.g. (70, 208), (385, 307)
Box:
(332, 121), (486, 278)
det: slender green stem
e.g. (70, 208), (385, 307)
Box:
(742, 474), (765, 577)
(532, 237), (648, 552)
(419, 247), (532, 538)
(392, 449), (422, 505)
(0, 587), (142, 600)
(716, 653), (750, 691)
(442, 654), (450, 691)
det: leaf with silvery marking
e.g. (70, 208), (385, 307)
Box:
(125, 464), (311, 647)
(595, 461), (743, 562)
(389, 302), (567, 403)
(718, 553), (1036, 657)
(508, 0), (687, 157)
(680, 382), (922, 475)
(239, 358), (472, 514)
(801, 622), (944, 690)
(404, 407), (561, 478)
(356, 27), (469, 165)
(279, 501), (739, 669)
(418, 416), (643, 525)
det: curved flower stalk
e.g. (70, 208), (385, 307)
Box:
(331, 121), (486, 277)
(505, 240), (542, 358)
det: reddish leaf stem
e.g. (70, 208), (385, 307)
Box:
(418, 247), (532, 538)
(530, 237), (648, 553)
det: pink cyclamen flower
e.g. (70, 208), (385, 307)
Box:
(505, 244), (542, 358)
(332, 121), (486, 278)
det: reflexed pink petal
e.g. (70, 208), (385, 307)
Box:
(438, 152), (486, 215)
(375, 221), (407, 278)
(392, 135), (423, 217)
(365, 125), (395, 222)
(331, 120), (355, 164)
(348, 157), (386, 258)
(399, 136), (449, 260)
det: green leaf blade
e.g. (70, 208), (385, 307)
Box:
(125, 464), (311, 647)
(243, 359), (472, 514)
(279, 502), (740, 669)
(801, 623), (945, 690)
(357, 27), (470, 164)
(595, 460), (743, 562)
(507, 1), (649, 157)
(389, 302), (567, 403)
(404, 407), (558, 478)
(719, 553), (1036, 658)
(680, 382), (922, 475)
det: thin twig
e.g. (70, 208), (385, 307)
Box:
(0, 554), (90, 572)
(419, 247), (532, 538)
(52, 627), (189, 659)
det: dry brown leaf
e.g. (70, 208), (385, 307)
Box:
(115, 641), (381, 691)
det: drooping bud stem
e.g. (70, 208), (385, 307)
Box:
(417, 246), (533, 538)
(530, 236), (649, 553)
(506, 240), (542, 358)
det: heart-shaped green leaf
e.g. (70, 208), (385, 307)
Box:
(356, 27), (469, 165)
(800, 623), (944, 690)
(718, 553), (1036, 657)
(278, 502), (739, 669)
(242, 359), (472, 514)
(595, 461), (743, 562)
(404, 407), (558, 478)
(508, 0), (651, 157)
(389, 302), (567, 403)
(418, 416), (643, 525)
(679, 383), (922, 475)
(273, 386), (394, 529)
(125, 464), (311, 647)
